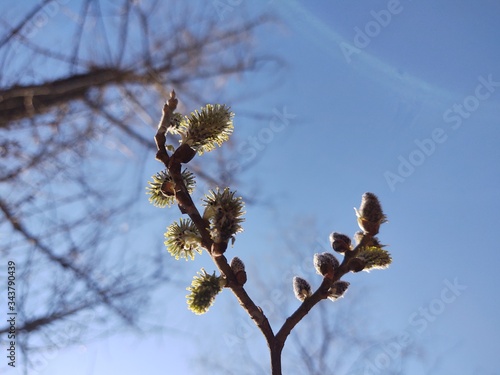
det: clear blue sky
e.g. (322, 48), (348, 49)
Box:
(7, 1), (500, 374)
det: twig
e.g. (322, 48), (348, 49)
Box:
(154, 92), (387, 375)
(154, 93), (277, 370)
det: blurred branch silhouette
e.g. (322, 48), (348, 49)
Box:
(0, 1), (278, 372)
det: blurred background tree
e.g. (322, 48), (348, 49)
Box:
(0, 1), (279, 372)
(3, 1), (495, 375)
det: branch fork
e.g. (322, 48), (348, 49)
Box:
(150, 92), (392, 375)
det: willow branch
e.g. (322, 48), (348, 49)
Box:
(153, 93), (387, 375)
(171, 158), (275, 345)
(275, 235), (371, 349)
(154, 99), (276, 348)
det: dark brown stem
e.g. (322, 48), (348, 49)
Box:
(270, 343), (283, 375)
(155, 93), (373, 375)
(155, 97), (276, 361)
(154, 90), (178, 167)
(170, 156), (275, 335)
(171, 155), (277, 364)
(274, 235), (371, 355)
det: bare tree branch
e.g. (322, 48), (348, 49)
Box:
(0, 2), (278, 370)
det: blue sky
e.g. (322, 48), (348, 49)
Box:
(4, 1), (500, 374)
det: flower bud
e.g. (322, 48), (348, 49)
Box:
(186, 269), (223, 315)
(164, 218), (202, 261)
(329, 232), (352, 253)
(293, 276), (312, 302)
(230, 257), (245, 273)
(160, 181), (175, 196)
(203, 188), (245, 244)
(167, 112), (183, 134)
(230, 257), (247, 285)
(313, 252), (339, 277)
(356, 246), (392, 271)
(235, 270), (247, 285)
(354, 192), (387, 235)
(146, 169), (195, 207)
(328, 281), (350, 301)
(179, 104), (234, 155)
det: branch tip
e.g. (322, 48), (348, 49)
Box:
(168, 90), (178, 110)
